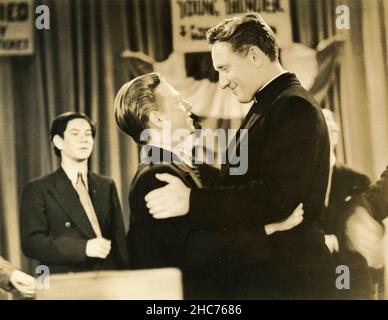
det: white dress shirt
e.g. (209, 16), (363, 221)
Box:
(61, 164), (88, 191)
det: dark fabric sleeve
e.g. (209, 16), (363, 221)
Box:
(365, 166), (388, 222)
(129, 166), (190, 269)
(109, 181), (130, 269)
(20, 182), (87, 264)
(330, 168), (371, 236)
(190, 98), (324, 229)
(197, 164), (221, 187)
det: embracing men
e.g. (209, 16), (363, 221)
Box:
(115, 72), (304, 299)
(117, 13), (334, 299)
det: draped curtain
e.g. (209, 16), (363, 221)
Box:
(0, 0), (140, 274)
(291, 0), (345, 159)
(337, 0), (388, 181)
(292, 0), (388, 181)
(126, 0), (173, 62)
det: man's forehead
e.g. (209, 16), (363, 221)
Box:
(212, 41), (231, 51)
(157, 80), (180, 99)
(212, 42), (234, 65)
(66, 118), (92, 130)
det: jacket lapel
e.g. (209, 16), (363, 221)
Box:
(142, 145), (202, 189)
(221, 105), (265, 179)
(172, 162), (202, 189)
(49, 168), (95, 238)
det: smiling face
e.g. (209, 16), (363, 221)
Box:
(211, 41), (262, 103)
(155, 80), (195, 135)
(54, 118), (94, 162)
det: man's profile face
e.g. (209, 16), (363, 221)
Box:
(155, 80), (195, 136)
(57, 118), (94, 162)
(211, 41), (259, 103)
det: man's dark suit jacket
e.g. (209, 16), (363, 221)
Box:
(323, 164), (372, 299)
(365, 166), (388, 222)
(324, 164), (371, 238)
(189, 73), (334, 299)
(331, 165), (388, 299)
(20, 168), (129, 274)
(127, 146), (222, 299)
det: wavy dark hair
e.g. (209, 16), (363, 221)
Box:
(207, 13), (279, 61)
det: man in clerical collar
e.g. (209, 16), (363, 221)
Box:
(20, 112), (129, 274)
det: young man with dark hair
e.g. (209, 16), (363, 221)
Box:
(114, 73), (304, 299)
(145, 13), (335, 299)
(20, 112), (129, 274)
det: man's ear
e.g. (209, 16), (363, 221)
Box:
(53, 135), (64, 151)
(248, 46), (264, 68)
(148, 110), (164, 129)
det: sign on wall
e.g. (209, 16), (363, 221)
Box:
(172, 0), (293, 53)
(0, 0), (34, 56)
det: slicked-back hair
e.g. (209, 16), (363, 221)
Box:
(50, 112), (96, 158)
(207, 13), (279, 61)
(114, 73), (162, 144)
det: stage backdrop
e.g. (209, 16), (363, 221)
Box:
(171, 0), (293, 52)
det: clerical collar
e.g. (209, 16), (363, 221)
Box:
(253, 71), (289, 103)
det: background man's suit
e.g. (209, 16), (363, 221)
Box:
(365, 166), (388, 222)
(190, 73), (335, 299)
(20, 168), (129, 274)
(323, 165), (372, 299)
(324, 165), (371, 237)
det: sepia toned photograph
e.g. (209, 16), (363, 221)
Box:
(0, 0), (387, 303)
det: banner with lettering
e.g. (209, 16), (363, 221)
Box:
(172, 0), (293, 53)
(0, 0), (34, 56)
